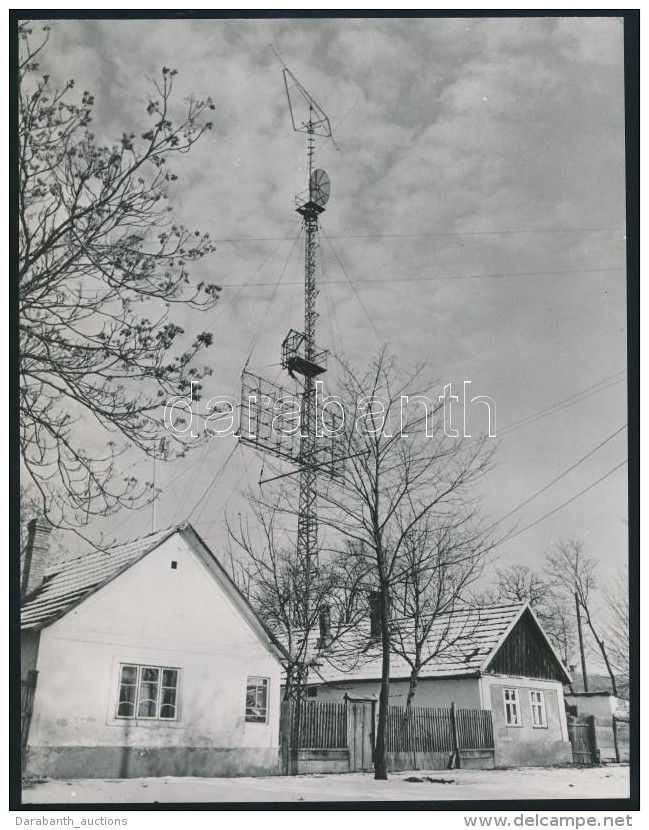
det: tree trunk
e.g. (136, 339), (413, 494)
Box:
(583, 605), (619, 697)
(594, 635), (618, 697)
(374, 587), (391, 780)
(406, 668), (418, 709)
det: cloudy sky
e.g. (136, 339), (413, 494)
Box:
(30, 14), (628, 590)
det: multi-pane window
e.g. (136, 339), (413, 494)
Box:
(503, 688), (520, 726)
(530, 690), (547, 727)
(245, 677), (269, 723)
(117, 664), (179, 720)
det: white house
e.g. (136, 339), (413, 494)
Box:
(20, 519), (286, 779)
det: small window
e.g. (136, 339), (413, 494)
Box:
(246, 677), (269, 723)
(530, 690), (547, 728)
(503, 688), (521, 726)
(117, 664), (179, 721)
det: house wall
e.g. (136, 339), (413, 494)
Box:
(482, 674), (572, 767)
(25, 535), (282, 779)
(312, 676), (482, 709)
(564, 693), (629, 719)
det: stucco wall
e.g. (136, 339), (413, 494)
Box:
(564, 693), (628, 719)
(484, 674), (571, 767)
(25, 535), (282, 778)
(312, 676), (482, 709)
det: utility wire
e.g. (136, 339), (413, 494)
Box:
(499, 372), (626, 436)
(495, 460), (627, 547)
(215, 265), (624, 288)
(493, 424), (627, 528)
(206, 226), (619, 243)
(178, 231), (303, 523)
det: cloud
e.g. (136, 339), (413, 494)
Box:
(21, 16), (628, 579)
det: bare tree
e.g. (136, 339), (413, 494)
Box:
(492, 563), (550, 606)
(546, 539), (619, 696)
(600, 564), (629, 696)
(390, 513), (491, 708)
(226, 493), (367, 699)
(317, 351), (495, 779)
(19, 23), (220, 529)
(539, 597), (576, 669)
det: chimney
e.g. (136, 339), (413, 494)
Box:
(317, 604), (331, 649)
(21, 516), (52, 598)
(368, 591), (381, 641)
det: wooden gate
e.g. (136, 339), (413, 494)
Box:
(346, 697), (375, 772)
(612, 716), (629, 763)
(568, 714), (598, 764)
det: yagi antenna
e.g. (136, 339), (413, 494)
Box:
(283, 68), (331, 137)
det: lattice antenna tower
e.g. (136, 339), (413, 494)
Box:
(281, 67), (331, 605)
(239, 68), (338, 673)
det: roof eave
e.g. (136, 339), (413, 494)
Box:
(179, 523), (290, 664)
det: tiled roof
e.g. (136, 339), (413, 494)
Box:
(21, 525), (180, 630)
(308, 603), (526, 684)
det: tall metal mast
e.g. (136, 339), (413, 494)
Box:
(239, 67), (335, 702)
(282, 68), (331, 689)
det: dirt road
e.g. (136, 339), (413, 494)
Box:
(21, 764), (630, 804)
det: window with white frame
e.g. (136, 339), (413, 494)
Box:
(116, 664), (180, 720)
(503, 688), (521, 726)
(245, 677), (269, 723)
(529, 690), (547, 727)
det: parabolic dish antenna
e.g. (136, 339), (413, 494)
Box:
(310, 169), (330, 207)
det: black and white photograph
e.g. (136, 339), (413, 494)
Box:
(13, 11), (636, 812)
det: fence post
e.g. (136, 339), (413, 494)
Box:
(450, 702), (461, 769)
(587, 715), (600, 765)
(612, 715), (620, 764)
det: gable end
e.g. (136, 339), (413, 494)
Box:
(485, 608), (568, 682)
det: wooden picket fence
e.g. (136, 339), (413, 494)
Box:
(387, 704), (494, 752)
(282, 700), (494, 753)
(456, 707), (495, 750)
(279, 698), (495, 774)
(297, 700), (348, 749)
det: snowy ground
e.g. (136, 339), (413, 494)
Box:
(21, 765), (630, 804)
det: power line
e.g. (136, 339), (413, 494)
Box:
(493, 424), (627, 527)
(207, 226), (620, 243)
(216, 265), (624, 289)
(496, 459), (627, 547)
(499, 370), (626, 436)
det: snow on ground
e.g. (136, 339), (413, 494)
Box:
(21, 765), (630, 804)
